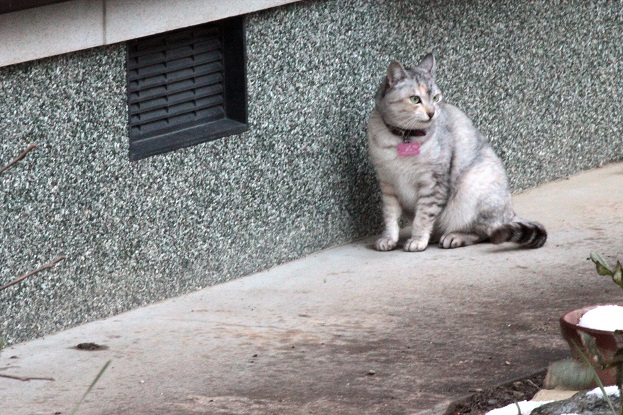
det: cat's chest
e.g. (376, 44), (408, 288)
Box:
(371, 137), (448, 205)
(377, 150), (441, 201)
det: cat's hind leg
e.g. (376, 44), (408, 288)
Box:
(439, 232), (483, 249)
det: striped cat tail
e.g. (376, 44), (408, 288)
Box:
(490, 219), (547, 249)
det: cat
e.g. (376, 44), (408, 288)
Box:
(367, 53), (547, 252)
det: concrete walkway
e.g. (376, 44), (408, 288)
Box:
(2, 163), (623, 415)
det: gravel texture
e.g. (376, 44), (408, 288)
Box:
(1, 0), (622, 344)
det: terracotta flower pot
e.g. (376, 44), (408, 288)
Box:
(560, 305), (623, 386)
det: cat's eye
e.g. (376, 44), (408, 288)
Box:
(433, 94), (442, 102)
(410, 96), (421, 104)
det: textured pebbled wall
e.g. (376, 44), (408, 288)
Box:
(1, 0), (622, 344)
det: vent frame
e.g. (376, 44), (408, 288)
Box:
(126, 16), (247, 161)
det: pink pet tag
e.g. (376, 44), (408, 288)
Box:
(397, 142), (420, 157)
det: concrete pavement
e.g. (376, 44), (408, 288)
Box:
(1, 163), (623, 415)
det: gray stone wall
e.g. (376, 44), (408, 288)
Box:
(1, 0), (622, 344)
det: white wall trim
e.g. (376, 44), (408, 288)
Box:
(0, 0), (302, 68)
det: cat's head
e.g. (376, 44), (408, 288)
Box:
(375, 53), (443, 128)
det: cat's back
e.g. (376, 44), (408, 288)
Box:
(436, 103), (482, 146)
(437, 102), (502, 169)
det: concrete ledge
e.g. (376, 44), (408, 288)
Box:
(0, 0), (103, 67)
(105, 0), (301, 44)
(0, 0), (302, 67)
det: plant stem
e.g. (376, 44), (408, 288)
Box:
(69, 360), (111, 415)
(573, 341), (618, 415)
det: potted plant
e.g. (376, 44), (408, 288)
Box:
(556, 253), (623, 388)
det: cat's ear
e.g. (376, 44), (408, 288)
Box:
(386, 61), (408, 86)
(417, 53), (436, 75)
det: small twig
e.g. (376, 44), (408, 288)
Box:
(0, 373), (55, 382)
(0, 255), (66, 292)
(0, 144), (36, 176)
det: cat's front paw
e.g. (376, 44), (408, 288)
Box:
(375, 237), (397, 251)
(403, 238), (428, 252)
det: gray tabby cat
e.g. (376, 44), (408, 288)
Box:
(367, 53), (547, 252)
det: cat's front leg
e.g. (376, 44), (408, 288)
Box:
(375, 186), (402, 251)
(404, 185), (446, 252)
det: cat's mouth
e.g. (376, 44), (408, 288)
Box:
(411, 113), (434, 124)
(414, 118), (433, 126)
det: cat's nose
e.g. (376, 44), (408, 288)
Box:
(426, 110), (435, 119)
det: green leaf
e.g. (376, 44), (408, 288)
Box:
(591, 253), (614, 276)
(614, 261), (623, 290)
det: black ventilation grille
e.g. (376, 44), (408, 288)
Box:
(127, 16), (247, 160)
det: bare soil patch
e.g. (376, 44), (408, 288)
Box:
(445, 370), (546, 415)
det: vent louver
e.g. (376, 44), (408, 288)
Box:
(127, 17), (247, 160)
